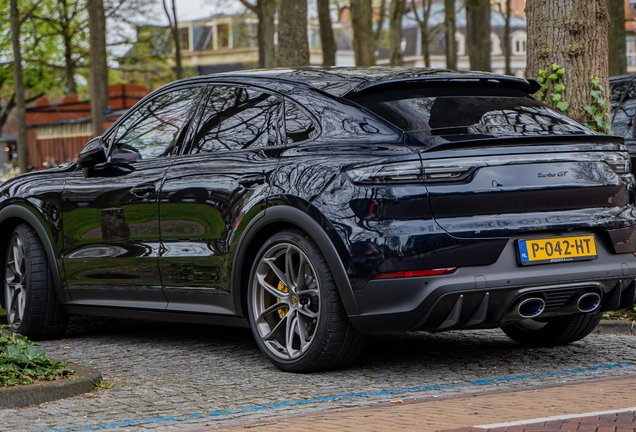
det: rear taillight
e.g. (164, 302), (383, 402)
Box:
(602, 152), (631, 175)
(345, 160), (423, 185)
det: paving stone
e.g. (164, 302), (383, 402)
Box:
(1, 315), (636, 431)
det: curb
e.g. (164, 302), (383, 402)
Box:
(595, 319), (635, 336)
(0, 364), (101, 410)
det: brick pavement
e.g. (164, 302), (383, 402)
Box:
(207, 375), (636, 432)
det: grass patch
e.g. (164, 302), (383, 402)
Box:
(0, 325), (72, 387)
(603, 306), (636, 321)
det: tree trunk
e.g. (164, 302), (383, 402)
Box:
(466, 0), (490, 72)
(503, 0), (511, 75)
(10, 0), (29, 172)
(444, 0), (457, 69)
(350, 0), (376, 66)
(608, 0), (627, 76)
(277, 0), (309, 66)
(421, 28), (431, 67)
(60, 0), (78, 94)
(526, 0), (610, 124)
(88, 0), (108, 137)
(317, 0), (336, 66)
(163, 0), (182, 79)
(389, 0), (406, 66)
(259, 0), (276, 68)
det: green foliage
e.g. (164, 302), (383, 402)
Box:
(535, 64), (569, 112)
(602, 305), (636, 320)
(0, 325), (72, 387)
(584, 76), (613, 135)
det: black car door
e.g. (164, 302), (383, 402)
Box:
(61, 85), (203, 308)
(158, 84), (284, 315)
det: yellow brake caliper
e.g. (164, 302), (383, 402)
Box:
(277, 280), (289, 319)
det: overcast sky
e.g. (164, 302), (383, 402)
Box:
(171, 0), (243, 21)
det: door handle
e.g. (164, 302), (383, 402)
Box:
(238, 175), (266, 188)
(131, 185), (156, 197)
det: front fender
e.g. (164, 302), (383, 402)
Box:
(0, 204), (69, 305)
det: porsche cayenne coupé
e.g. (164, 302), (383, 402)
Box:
(2, 68), (636, 372)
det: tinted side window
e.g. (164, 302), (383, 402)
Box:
(284, 99), (318, 143)
(188, 86), (282, 154)
(611, 81), (636, 139)
(111, 87), (200, 161)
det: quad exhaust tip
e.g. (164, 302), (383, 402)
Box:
(518, 297), (546, 318)
(577, 292), (601, 313)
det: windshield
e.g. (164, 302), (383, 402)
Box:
(351, 91), (593, 140)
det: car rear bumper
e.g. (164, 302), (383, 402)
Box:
(348, 234), (636, 335)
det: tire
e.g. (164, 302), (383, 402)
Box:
(501, 313), (602, 347)
(247, 229), (366, 373)
(3, 223), (69, 340)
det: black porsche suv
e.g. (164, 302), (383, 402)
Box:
(3, 68), (636, 372)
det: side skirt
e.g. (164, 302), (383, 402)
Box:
(63, 305), (250, 328)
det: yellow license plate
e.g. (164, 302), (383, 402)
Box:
(517, 235), (597, 266)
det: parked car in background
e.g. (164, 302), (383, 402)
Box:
(610, 74), (636, 174)
(3, 68), (636, 373)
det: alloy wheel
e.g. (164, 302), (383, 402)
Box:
(5, 234), (26, 327)
(251, 242), (321, 360)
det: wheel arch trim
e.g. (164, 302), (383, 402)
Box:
(232, 205), (360, 317)
(0, 204), (68, 305)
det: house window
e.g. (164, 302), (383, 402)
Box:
(511, 31), (527, 56)
(217, 24), (229, 48)
(179, 28), (189, 50)
(628, 35), (636, 67)
(515, 40), (526, 54)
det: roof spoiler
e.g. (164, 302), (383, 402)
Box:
(347, 75), (543, 97)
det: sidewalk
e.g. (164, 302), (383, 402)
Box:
(206, 375), (636, 432)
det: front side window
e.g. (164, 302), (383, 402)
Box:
(187, 86), (282, 154)
(111, 87), (201, 162)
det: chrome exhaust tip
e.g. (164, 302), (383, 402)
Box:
(577, 292), (601, 313)
(518, 297), (546, 318)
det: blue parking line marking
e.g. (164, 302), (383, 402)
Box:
(42, 362), (635, 432)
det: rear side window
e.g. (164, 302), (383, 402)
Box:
(350, 85), (591, 139)
(186, 85), (282, 154)
(284, 99), (318, 143)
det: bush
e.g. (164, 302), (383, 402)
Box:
(0, 325), (72, 387)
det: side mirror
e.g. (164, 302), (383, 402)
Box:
(77, 137), (107, 169)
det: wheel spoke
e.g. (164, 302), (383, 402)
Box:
(284, 246), (298, 292)
(257, 302), (288, 322)
(285, 309), (299, 357)
(9, 286), (22, 322)
(295, 253), (307, 292)
(13, 241), (24, 277)
(256, 272), (289, 299)
(264, 257), (290, 289)
(296, 312), (311, 353)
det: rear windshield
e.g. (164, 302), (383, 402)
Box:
(350, 87), (593, 140)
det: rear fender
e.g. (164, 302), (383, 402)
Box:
(231, 204), (359, 317)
